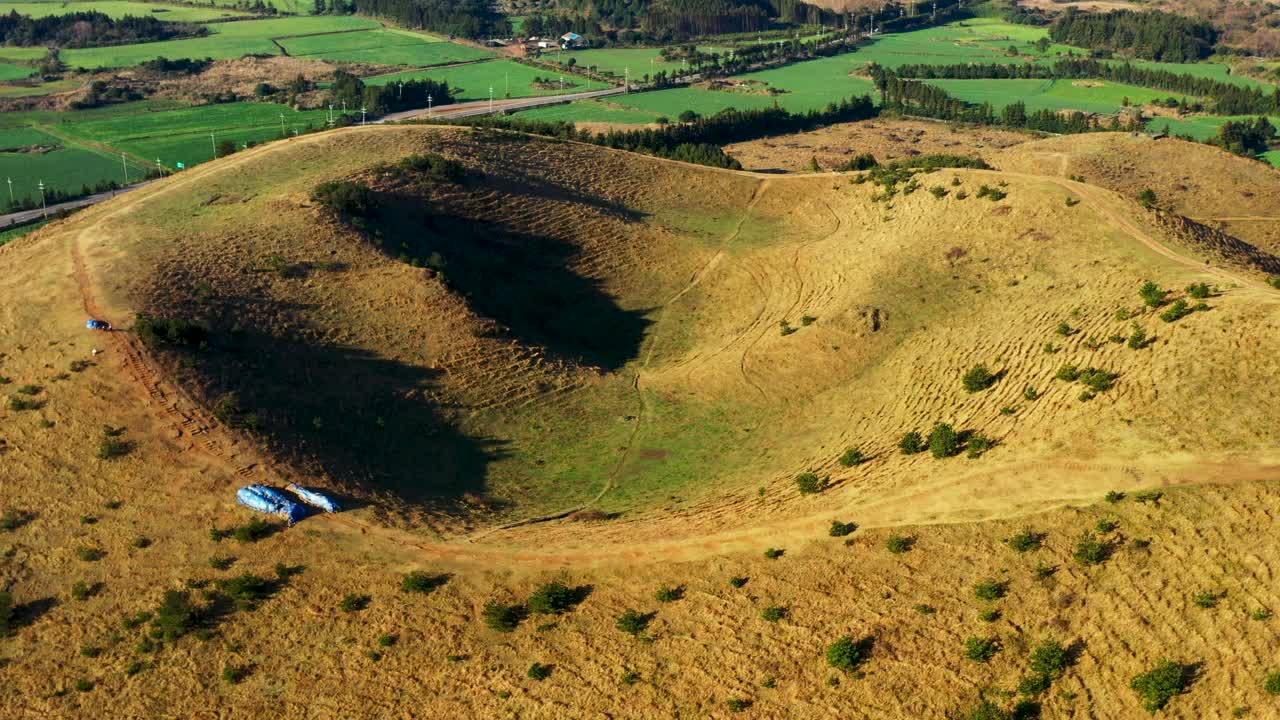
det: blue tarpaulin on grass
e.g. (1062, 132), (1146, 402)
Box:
(236, 484), (306, 525)
(288, 483), (340, 513)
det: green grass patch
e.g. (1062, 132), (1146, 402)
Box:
(279, 28), (491, 67)
(366, 59), (608, 101)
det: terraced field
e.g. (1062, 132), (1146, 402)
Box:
(0, 126), (124, 199)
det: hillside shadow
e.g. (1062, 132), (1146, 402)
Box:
(370, 191), (650, 371)
(172, 315), (506, 507)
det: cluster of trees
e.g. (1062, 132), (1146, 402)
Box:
(328, 70), (454, 115)
(139, 56), (213, 75)
(1215, 117), (1277, 156)
(890, 58), (1280, 116)
(69, 79), (143, 110)
(352, 0), (509, 38)
(642, 0), (771, 36)
(0, 10), (206, 47)
(443, 94), (875, 169)
(871, 67), (1142, 134)
(1048, 8), (1217, 62)
(522, 0), (847, 46)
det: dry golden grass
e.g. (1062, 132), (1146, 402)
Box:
(726, 118), (1033, 172)
(1, 125), (1278, 718)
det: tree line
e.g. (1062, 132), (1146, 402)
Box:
(0, 10), (206, 48)
(889, 58), (1280, 116)
(871, 66), (1143, 134)
(429, 94), (876, 169)
(351, 0), (509, 39)
(1048, 8), (1217, 62)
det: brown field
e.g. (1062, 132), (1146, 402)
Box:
(2, 125), (1279, 718)
(727, 118), (1035, 172)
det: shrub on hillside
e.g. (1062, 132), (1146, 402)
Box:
(928, 423), (961, 458)
(616, 609), (652, 637)
(401, 571), (449, 594)
(528, 581), (584, 614)
(1007, 528), (1043, 552)
(1130, 661), (1189, 713)
(1160, 298), (1193, 323)
(217, 573), (272, 610)
(1186, 283), (1212, 299)
(964, 636), (1001, 663)
(482, 601), (526, 632)
(838, 447), (866, 467)
(1073, 531), (1110, 566)
(761, 605), (786, 622)
(973, 579), (1008, 602)
(397, 153), (464, 182)
(0, 591), (13, 637)
(885, 535), (913, 554)
(654, 585), (684, 603)
(151, 590), (200, 640)
(899, 431), (925, 455)
(1030, 639), (1070, 677)
(1139, 281), (1167, 308)
(826, 635), (869, 674)
(966, 433), (995, 459)
(962, 365), (998, 393)
(1128, 324), (1151, 349)
(312, 180), (372, 218)
(829, 520), (857, 537)
(134, 314), (209, 350)
(795, 472), (828, 495)
(1265, 670), (1280, 696)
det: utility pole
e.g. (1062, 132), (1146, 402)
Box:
(6, 177), (13, 206)
(360, 106), (367, 125)
(328, 103), (334, 126)
(121, 152), (129, 185)
(38, 180), (46, 219)
(624, 66), (629, 92)
(280, 112), (286, 136)
(504, 72), (509, 98)
(210, 132), (217, 159)
(427, 94), (433, 116)
(488, 86), (493, 114)
(398, 80), (403, 100)
(156, 158), (163, 176)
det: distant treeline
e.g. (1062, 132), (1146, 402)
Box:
(0, 10), (206, 48)
(890, 58), (1280, 115)
(1048, 9), (1217, 62)
(329, 70), (454, 114)
(871, 66), (1140, 134)
(523, 0), (846, 45)
(429, 94), (876, 169)
(351, 0), (509, 39)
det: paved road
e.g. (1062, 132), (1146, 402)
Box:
(377, 86), (626, 123)
(0, 88), (624, 231)
(0, 183), (152, 232)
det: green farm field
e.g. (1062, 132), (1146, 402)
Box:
(0, 1), (248, 21)
(545, 46), (730, 79)
(924, 77), (1194, 114)
(0, 127), (125, 199)
(48, 102), (330, 168)
(513, 98), (662, 124)
(0, 16), (382, 68)
(0, 62), (35, 81)
(279, 28), (493, 67)
(366, 59), (609, 101)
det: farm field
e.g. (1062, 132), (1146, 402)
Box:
(0, 78), (80, 97)
(278, 28), (493, 67)
(366, 59), (609, 101)
(0, 62), (35, 81)
(0, 16), (382, 68)
(0, 126), (124, 199)
(0, 1), (249, 21)
(924, 77), (1194, 114)
(48, 101), (330, 168)
(545, 46), (731, 79)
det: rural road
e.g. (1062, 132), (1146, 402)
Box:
(376, 85), (625, 122)
(0, 183), (151, 231)
(0, 88), (623, 232)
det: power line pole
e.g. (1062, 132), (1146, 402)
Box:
(156, 158), (164, 176)
(280, 112), (286, 136)
(328, 103), (334, 126)
(360, 106), (367, 125)
(121, 152), (129, 185)
(488, 86), (493, 114)
(210, 132), (217, 159)
(624, 66), (629, 93)
(38, 180), (46, 219)
(427, 94), (433, 116)
(6, 177), (13, 206)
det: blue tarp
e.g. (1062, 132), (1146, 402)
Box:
(236, 484), (307, 525)
(288, 483), (340, 513)
(85, 319), (110, 331)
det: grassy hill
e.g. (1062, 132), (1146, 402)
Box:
(2, 125), (1279, 716)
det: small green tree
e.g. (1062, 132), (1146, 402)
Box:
(0, 591), (13, 637)
(1138, 188), (1158, 208)
(1007, 528), (1042, 552)
(616, 609), (652, 637)
(1073, 531), (1110, 566)
(1264, 670), (1280, 696)
(964, 636), (1001, 663)
(973, 579), (1007, 602)
(795, 472), (828, 495)
(528, 582), (580, 614)
(1029, 639), (1070, 677)
(1139, 281), (1167, 308)
(482, 601), (525, 631)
